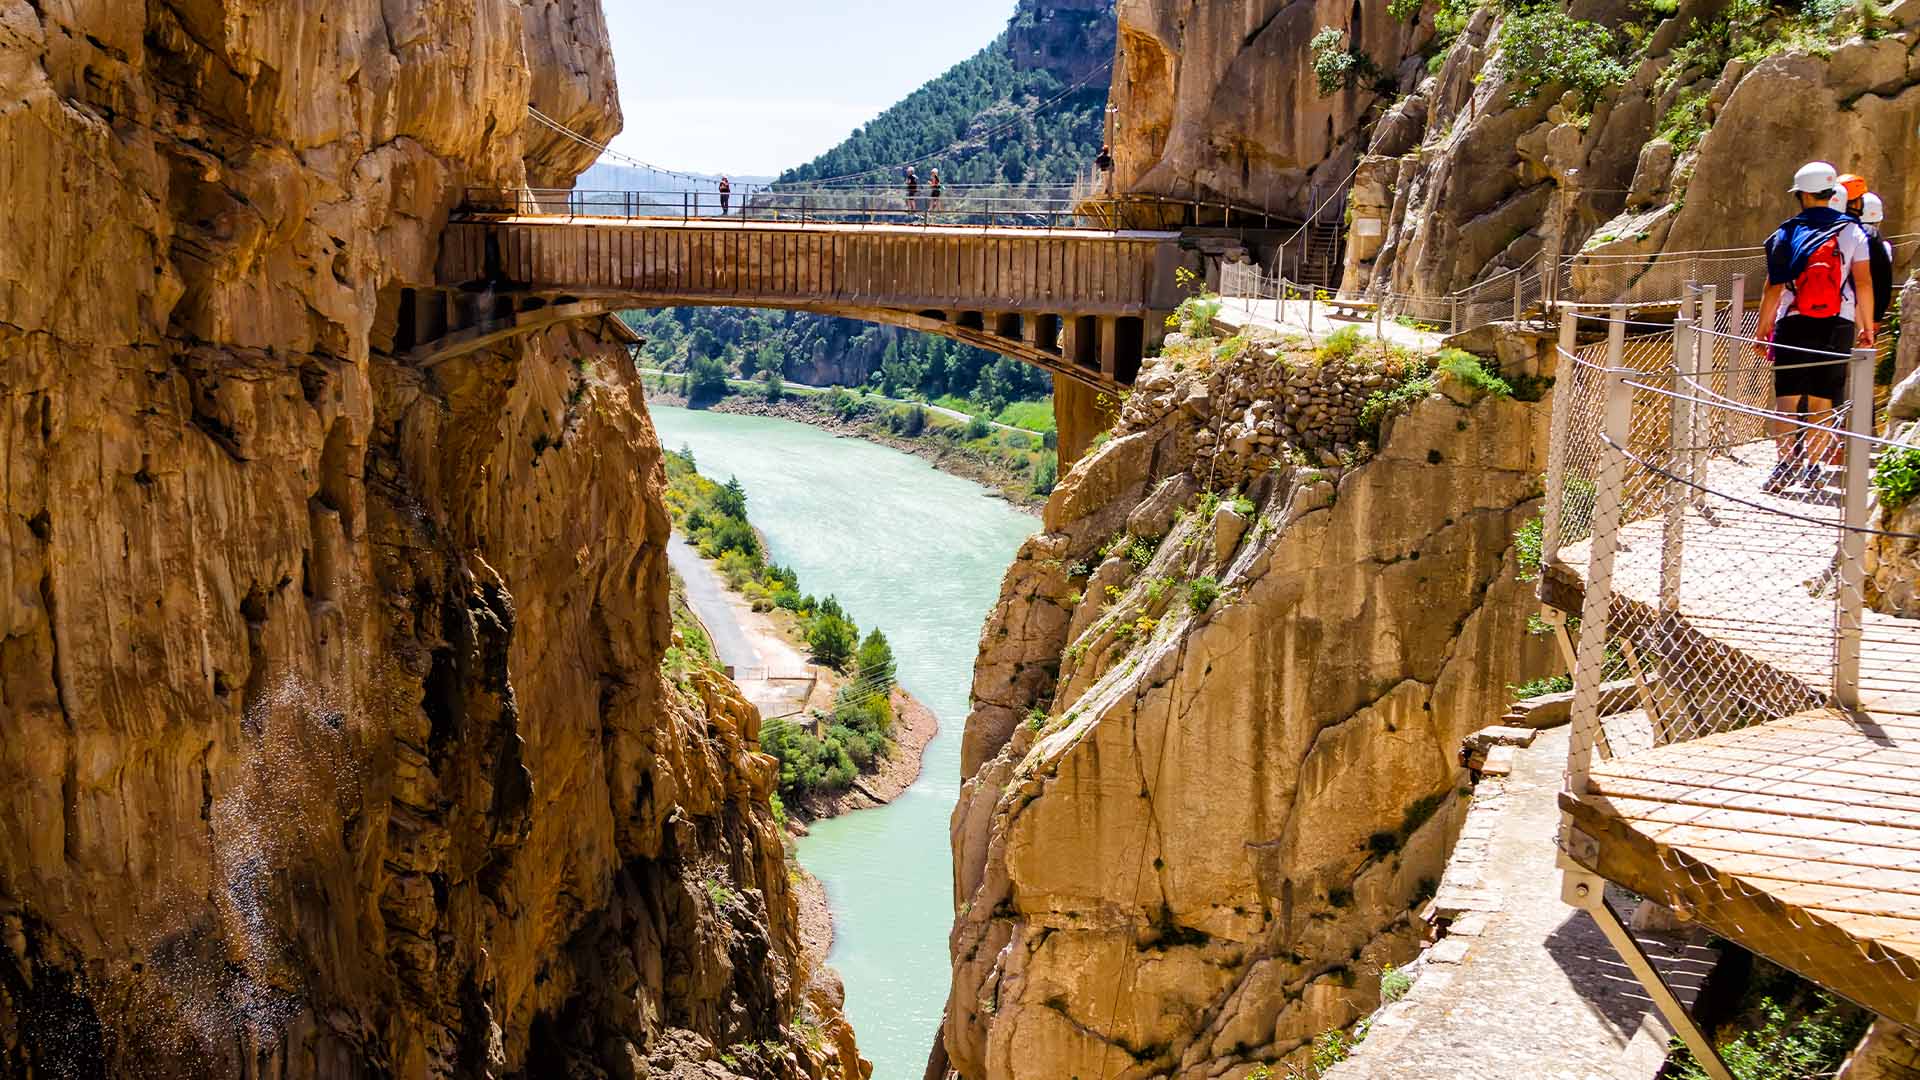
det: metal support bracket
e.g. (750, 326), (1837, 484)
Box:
(1561, 864), (1734, 1080)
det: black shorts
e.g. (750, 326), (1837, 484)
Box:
(1771, 315), (1854, 402)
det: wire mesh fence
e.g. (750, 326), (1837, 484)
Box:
(1548, 303), (1920, 804)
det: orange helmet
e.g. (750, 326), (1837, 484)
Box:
(1835, 173), (1869, 201)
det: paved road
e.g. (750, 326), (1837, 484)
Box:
(666, 533), (757, 673)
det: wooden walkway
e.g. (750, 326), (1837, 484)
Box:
(1550, 442), (1920, 1027)
(1562, 704), (1920, 1026)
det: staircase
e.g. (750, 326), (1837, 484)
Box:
(1293, 220), (1345, 290)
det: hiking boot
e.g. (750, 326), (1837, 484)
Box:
(1762, 457), (1802, 494)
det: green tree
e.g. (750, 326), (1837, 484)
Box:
(687, 352), (730, 407)
(713, 476), (748, 519)
(754, 340), (785, 379)
(806, 604), (858, 670)
(855, 629), (896, 691)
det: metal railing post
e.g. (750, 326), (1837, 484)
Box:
(1449, 296), (1460, 335)
(1834, 346), (1876, 710)
(1513, 276), (1524, 323)
(1693, 285), (1717, 503)
(1661, 315), (1696, 616)
(1568, 305), (1631, 792)
(1542, 309), (1579, 561)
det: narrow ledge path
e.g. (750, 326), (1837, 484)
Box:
(1326, 726), (1718, 1080)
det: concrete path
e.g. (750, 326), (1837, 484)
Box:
(665, 533), (814, 720)
(1327, 726), (1718, 1080)
(1216, 296), (1449, 352)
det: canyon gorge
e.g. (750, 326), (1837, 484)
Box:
(4, 0), (1919, 1078)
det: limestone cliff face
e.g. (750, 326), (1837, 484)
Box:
(1110, 0), (1918, 296)
(1348, 2), (1920, 298)
(0, 4), (857, 1078)
(938, 343), (1554, 1078)
(1010, 0), (1117, 83)
(1108, 0), (1428, 217)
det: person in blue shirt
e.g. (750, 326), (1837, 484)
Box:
(1755, 161), (1877, 490)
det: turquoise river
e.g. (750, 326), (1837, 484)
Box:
(649, 405), (1039, 1080)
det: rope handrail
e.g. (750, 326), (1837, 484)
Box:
(1561, 231), (1920, 263)
(1617, 371), (1916, 453)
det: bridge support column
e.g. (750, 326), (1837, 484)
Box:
(1053, 376), (1114, 473)
(1097, 317), (1118, 380)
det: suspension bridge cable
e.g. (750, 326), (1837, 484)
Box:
(527, 105), (728, 188)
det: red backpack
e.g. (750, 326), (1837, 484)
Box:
(1794, 232), (1847, 318)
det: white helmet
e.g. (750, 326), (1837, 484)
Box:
(1790, 160), (1839, 194)
(1861, 191), (1885, 224)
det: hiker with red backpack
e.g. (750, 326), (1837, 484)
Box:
(1754, 161), (1877, 491)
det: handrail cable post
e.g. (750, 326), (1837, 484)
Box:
(1693, 284), (1717, 506)
(1834, 345), (1875, 711)
(1450, 295), (1460, 335)
(1568, 304), (1632, 793)
(1661, 313), (1696, 616)
(1542, 310), (1579, 560)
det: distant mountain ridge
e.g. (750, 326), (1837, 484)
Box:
(776, 0), (1114, 188)
(578, 161), (772, 194)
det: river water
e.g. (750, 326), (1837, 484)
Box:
(649, 405), (1037, 1080)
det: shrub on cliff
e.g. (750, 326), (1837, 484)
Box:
(1032, 452), (1058, 496)
(1872, 445), (1920, 511)
(1494, 7), (1632, 109)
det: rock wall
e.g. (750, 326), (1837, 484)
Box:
(1108, 0), (1429, 217)
(1108, 0), (1919, 297)
(1010, 0), (1117, 83)
(1347, 1), (1920, 299)
(0, 3), (858, 1077)
(937, 338), (1555, 1078)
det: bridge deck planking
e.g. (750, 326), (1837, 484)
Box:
(443, 219), (1172, 320)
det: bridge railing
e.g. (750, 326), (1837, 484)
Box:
(457, 186), (1305, 233)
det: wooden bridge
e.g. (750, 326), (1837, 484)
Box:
(405, 192), (1219, 460)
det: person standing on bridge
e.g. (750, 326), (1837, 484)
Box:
(1755, 160), (1877, 491)
(718, 175), (731, 217)
(905, 166), (920, 218)
(929, 168), (943, 216)
(1095, 143), (1115, 195)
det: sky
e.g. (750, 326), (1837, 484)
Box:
(601, 2), (1018, 178)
